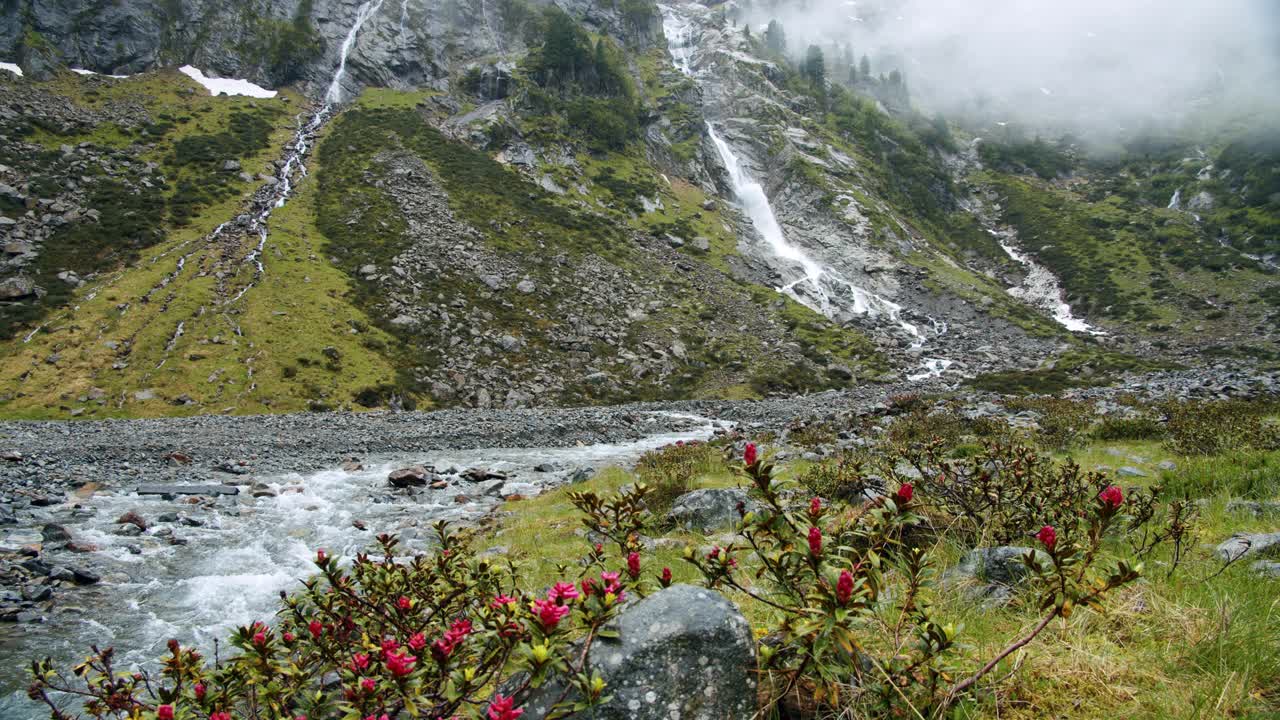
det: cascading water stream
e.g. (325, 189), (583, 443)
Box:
(994, 230), (1103, 335)
(659, 3), (950, 379)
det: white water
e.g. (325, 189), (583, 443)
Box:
(1167, 187), (1182, 210)
(399, 0), (410, 36)
(326, 0), (386, 106)
(178, 66), (277, 98)
(996, 233), (1103, 334)
(0, 414), (723, 714)
(0, 61), (22, 77)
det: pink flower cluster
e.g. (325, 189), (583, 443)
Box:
(430, 618), (473, 663)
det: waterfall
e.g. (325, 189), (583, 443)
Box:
(659, 1), (950, 379)
(326, 0), (386, 106)
(212, 0), (384, 306)
(399, 0), (409, 36)
(1167, 187), (1182, 210)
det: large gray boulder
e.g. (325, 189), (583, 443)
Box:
(1215, 532), (1280, 562)
(518, 584), (756, 720)
(666, 488), (758, 533)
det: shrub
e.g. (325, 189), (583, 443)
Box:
(1093, 414), (1166, 441)
(1003, 397), (1093, 450)
(683, 443), (1142, 716)
(633, 440), (721, 514)
(1162, 399), (1280, 456)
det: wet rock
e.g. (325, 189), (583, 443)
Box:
(116, 507), (148, 530)
(115, 524), (143, 537)
(1215, 532), (1280, 562)
(1, 450), (22, 462)
(135, 484), (239, 497)
(342, 459), (364, 472)
(250, 483), (277, 498)
(20, 558), (52, 576)
(462, 467), (507, 482)
(71, 567), (100, 585)
(516, 585), (756, 720)
(215, 460), (251, 475)
(388, 465), (430, 487)
(568, 467), (595, 484)
(22, 585), (53, 602)
(666, 489), (758, 533)
(40, 524), (71, 543)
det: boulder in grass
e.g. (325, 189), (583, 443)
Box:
(516, 584), (756, 720)
(1215, 532), (1280, 562)
(666, 488), (759, 533)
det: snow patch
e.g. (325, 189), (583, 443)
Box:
(0, 62), (23, 77)
(71, 68), (130, 79)
(178, 66), (277, 98)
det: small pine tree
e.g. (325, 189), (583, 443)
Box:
(859, 53), (870, 78)
(847, 63), (857, 85)
(765, 19), (786, 54)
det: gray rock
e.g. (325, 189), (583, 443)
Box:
(0, 276), (38, 299)
(951, 546), (1048, 587)
(1251, 561), (1280, 578)
(666, 489), (758, 533)
(1226, 500), (1280, 518)
(517, 585), (756, 720)
(135, 484), (240, 497)
(71, 567), (100, 585)
(221, 159), (241, 171)
(1157, 460), (1178, 471)
(1215, 532), (1280, 562)
(1117, 466), (1147, 478)
(41, 524), (71, 543)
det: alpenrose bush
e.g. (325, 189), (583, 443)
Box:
(683, 443), (1143, 716)
(30, 443), (1146, 720)
(28, 525), (652, 720)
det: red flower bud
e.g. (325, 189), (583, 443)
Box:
(1098, 485), (1124, 509)
(533, 598), (571, 630)
(252, 631), (266, 646)
(385, 650), (417, 677)
(211, 712), (232, 720)
(743, 442), (758, 466)
(408, 632), (427, 651)
(157, 706), (174, 720)
(308, 619), (323, 638)
(808, 526), (823, 556)
(896, 483), (913, 504)
(487, 693), (524, 720)
(397, 595), (412, 611)
(627, 552), (641, 579)
(660, 567), (672, 587)
(283, 631), (295, 643)
(361, 677), (376, 693)
(836, 569), (854, 605)
(194, 682), (206, 700)
(809, 497), (821, 518)
(1036, 525), (1057, 551)
(316, 549), (327, 563)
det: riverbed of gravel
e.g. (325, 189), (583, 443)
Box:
(0, 366), (1274, 497)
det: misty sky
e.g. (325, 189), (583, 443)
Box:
(740, 0), (1280, 137)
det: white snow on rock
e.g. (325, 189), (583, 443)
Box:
(178, 65), (277, 98)
(0, 62), (23, 77)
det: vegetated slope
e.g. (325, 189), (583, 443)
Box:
(971, 126), (1280, 360)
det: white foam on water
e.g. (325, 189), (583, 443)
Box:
(325, 0), (386, 106)
(178, 65), (277, 98)
(0, 62), (22, 77)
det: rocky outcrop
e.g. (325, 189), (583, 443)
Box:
(518, 584), (757, 720)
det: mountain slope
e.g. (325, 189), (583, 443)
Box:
(0, 0), (1274, 418)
